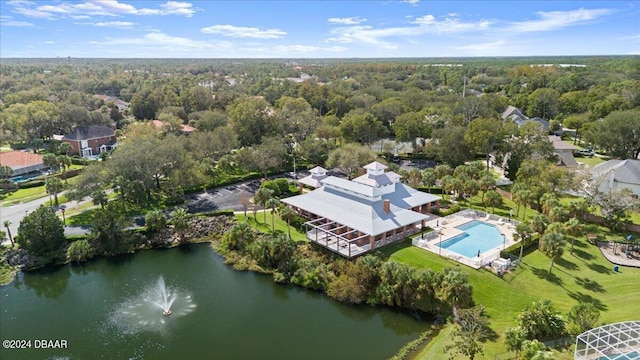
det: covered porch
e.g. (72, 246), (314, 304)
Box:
(304, 217), (423, 258)
(305, 218), (371, 258)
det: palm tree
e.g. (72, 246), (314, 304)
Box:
(530, 213), (549, 235)
(58, 155), (72, 184)
(171, 208), (190, 244)
(518, 189), (533, 220)
(408, 168), (422, 188)
(484, 190), (502, 214)
(540, 231), (566, 276)
(540, 193), (560, 218)
(548, 205), (568, 223)
(563, 218), (583, 255)
(511, 183), (525, 219)
(265, 198), (280, 232)
(279, 206), (297, 239)
(3, 220), (14, 247)
(45, 177), (64, 206)
(567, 199), (589, 221)
(478, 173), (495, 203)
(223, 222), (255, 252)
(434, 163), (453, 179)
(463, 179), (479, 207)
(421, 168), (436, 193)
(42, 153), (59, 173)
(253, 187), (273, 225)
(91, 190), (108, 209)
(514, 222), (533, 261)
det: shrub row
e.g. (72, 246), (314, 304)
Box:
(388, 328), (438, 360)
(18, 180), (45, 189)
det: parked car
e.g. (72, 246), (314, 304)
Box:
(577, 149), (595, 157)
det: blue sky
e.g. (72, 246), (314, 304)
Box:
(1, 0), (639, 58)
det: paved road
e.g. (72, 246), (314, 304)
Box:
(1, 196), (59, 244)
(1, 181), (260, 245)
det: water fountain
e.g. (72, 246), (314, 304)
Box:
(110, 276), (196, 334)
(152, 277), (176, 316)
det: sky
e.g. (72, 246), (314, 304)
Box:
(1, 0), (639, 58)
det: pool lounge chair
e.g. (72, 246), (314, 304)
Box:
(496, 218), (504, 225)
(483, 213), (491, 221)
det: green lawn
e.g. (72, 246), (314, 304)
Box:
(575, 155), (606, 168)
(0, 185), (48, 205)
(1, 175), (80, 206)
(236, 212), (307, 242)
(379, 233), (640, 360)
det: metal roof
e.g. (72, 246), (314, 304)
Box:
(363, 161), (388, 171)
(322, 176), (377, 198)
(282, 186), (430, 236)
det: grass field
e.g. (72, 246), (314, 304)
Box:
(575, 155), (607, 169)
(379, 233), (640, 360)
(233, 198), (640, 359)
(236, 212), (307, 242)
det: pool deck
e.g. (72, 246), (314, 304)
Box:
(413, 213), (518, 269)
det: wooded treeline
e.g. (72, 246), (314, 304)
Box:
(1, 56), (639, 205)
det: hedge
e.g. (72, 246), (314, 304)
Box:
(18, 180), (45, 189)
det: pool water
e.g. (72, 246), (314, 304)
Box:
(438, 220), (505, 258)
(597, 351), (639, 360)
(11, 172), (46, 183)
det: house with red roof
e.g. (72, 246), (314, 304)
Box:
(0, 151), (45, 176)
(150, 120), (196, 135)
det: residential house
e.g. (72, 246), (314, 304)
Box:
(282, 161), (441, 258)
(501, 106), (550, 132)
(0, 151), (45, 176)
(590, 159), (640, 197)
(548, 135), (579, 167)
(93, 94), (130, 112)
(150, 120), (196, 135)
(62, 125), (117, 158)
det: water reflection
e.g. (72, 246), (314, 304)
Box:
(20, 265), (70, 299)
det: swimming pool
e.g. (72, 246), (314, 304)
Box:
(597, 351), (639, 360)
(438, 220), (505, 258)
(11, 172), (46, 183)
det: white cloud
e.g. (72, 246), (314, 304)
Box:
(326, 14), (491, 49)
(273, 45), (318, 53)
(328, 17), (367, 25)
(401, 0), (419, 6)
(8, 0), (198, 19)
(508, 8), (614, 33)
(273, 44), (349, 53)
(411, 13), (492, 32)
(201, 24), (286, 39)
(159, 1), (196, 17)
(413, 15), (435, 24)
(0, 15), (34, 26)
(89, 31), (233, 55)
(91, 21), (135, 28)
(43, 40), (56, 44)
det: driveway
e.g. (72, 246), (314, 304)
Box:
(1, 180), (260, 245)
(185, 181), (258, 213)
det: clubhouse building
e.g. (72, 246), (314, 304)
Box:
(282, 161), (440, 258)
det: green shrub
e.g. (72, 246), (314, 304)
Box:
(200, 210), (234, 217)
(18, 180), (45, 189)
(71, 157), (88, 166)
(66, 239), (95, 263)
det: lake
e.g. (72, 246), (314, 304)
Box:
(1, 244), (427, 359)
